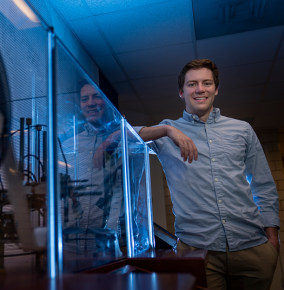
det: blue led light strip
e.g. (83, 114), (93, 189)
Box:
(144, 145), (155, 249)
(47, 28), (63, 278)
(120, 117), (134, 257)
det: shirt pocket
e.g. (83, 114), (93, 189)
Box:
(222, 135), (247, 162)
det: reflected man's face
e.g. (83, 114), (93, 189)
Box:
(80, 84), (106, 125)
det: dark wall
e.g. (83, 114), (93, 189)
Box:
(99, 72), (119, 110)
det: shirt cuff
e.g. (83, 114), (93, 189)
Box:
(132, 126), (145, 135)
(260, 212), (280, 229)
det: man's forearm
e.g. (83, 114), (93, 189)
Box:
(139, 125), (198, 163)
(139, 125), (170, 142)
(265, 227), (278, 239)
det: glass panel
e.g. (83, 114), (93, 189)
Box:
(55, 39), (127, 272)
(0, 0), (48, 275)
(126, 123), (151, 255)
(0, 0), (155, 278)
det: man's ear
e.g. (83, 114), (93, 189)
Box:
(215, 86), (219, 96)
(179, 90), (184, 99)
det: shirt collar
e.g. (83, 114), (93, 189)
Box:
(84, 122), (105, 136)
(182, 108), (221, 124)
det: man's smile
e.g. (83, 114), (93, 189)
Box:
(87, 108), (101, 113)
(193, 96), (208, 102)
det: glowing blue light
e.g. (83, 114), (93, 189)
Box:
(246, 174), (252, 184)
(120, 117), (134, 258)
(144, 144), (155, 249)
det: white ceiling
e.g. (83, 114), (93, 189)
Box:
(50, 0), (284, 129)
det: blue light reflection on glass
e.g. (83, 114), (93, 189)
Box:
(47, 29), (63, 278)
(144, 144), (155, 248)
(120, 117), (134, 257)
(47, 28), (56, 279)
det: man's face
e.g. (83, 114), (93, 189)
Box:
(179, 68), (218, 117)
(80, 84), (106, 124)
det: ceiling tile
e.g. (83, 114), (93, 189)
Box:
(113, 81), (139, 102)
(143, 96), (185, 115)
(132, 75), (179, 100)
(193, 0), (284, 40)
(94, 0), (192, 53)
(219, 62), (272, 90)
(197, 26), (283, 67)
(95, 55), (126, 83)
(269, 58), (284, 83)
(68, 17), (112, 57)
(85, 0), (169, 15)
(219, 102), (258, 119)
(215, 84), (265, 107)
(263, 82), (284, 101)
(118, 43), (194, 80)
(51, 0), (92, 21)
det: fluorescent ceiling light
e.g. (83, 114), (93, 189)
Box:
(12, 0), (39, 23)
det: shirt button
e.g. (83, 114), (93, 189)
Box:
(222, 220), (226, 223)
(218, 200), (222, 203)
(209, 140), (212, 143)
(193, 116), (196, 119)
(205, 124), (208, 127)
(90, 151), (93, 154)
(212, 158), (215, 161)
(215, 178), (218, 181)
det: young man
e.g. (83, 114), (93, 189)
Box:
(134, 59), (280, 290)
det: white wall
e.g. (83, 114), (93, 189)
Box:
(150, 154), (167, 229)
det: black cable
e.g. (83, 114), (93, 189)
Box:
(23, 154), (44, 172)
(57, 137), (68, 176)
(23, 170), (37, 183)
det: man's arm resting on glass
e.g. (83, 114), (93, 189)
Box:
(139, 125), (198, 163)
(93, 125), (198, 169)
(265, 227), (280, 254)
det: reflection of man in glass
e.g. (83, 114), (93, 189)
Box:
(80, 82), (106, 128)
(61, 79), (124, 256)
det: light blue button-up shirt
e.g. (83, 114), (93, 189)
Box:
(135, 108), (279, 252)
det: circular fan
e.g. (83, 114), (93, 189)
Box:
(0, 53), (11, 163)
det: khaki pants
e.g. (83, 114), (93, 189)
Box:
(177, 240), (278, 290)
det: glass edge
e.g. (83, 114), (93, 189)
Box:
(24, 0), (50, 30)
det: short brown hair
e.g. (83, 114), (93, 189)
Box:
(178, 59), (219, 91)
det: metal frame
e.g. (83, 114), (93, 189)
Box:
(47, 28), (63, 278)
(144, 145), (155, 249)
(120, 117), (134, 257)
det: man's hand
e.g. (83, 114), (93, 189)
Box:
(93, 142), (106, 170)
(265, 227), (280, 254)
(166, 126), (198, 163)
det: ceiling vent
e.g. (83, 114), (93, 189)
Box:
(219, 0), (266, 23)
